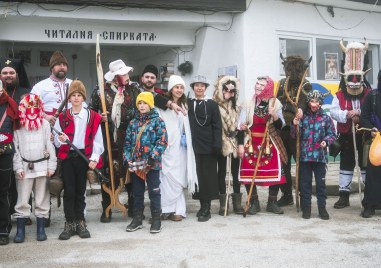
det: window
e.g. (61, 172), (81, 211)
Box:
(316, 38), (343, 81)
(279, 38), (311, 76)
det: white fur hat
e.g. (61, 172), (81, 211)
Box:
(104, 59), (133, 82)
(168, 75), (185, 91)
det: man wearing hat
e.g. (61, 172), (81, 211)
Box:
(31, 50), (73, 125)
(187, 75), (222, 222)
(140, 64), (184, 114)
(1, 58), (31, 225)
(89, 59), (141, 222)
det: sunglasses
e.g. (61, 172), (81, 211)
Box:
(223, 87), (236, 93)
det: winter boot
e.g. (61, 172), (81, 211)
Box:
(196, 200), (204, 217)
(333, 192), (350, 209)
(150, 208), (162, 234)
(219, 194), (228, 216)
(14, 218), (26, 243)
(126, 208), (144, 232)
(36, 218), (47, 241)
(100, 201), (112, 223)
(231, 193), (244, 214)
(58, 221), (76, 240)
(247, 198), (261, 215)
(318, 207), (330, 220)
(76, 220), (91, 238)
(127, 195), (134, 218)
(198, 201), (211, 222)
(361, 206), (375, 218)
(266, 196), (284, 214)
(277, 193), (294, 207)
(302, 207), (311, 219)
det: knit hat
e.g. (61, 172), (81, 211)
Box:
(190, 75), (209, 88)
(136, 91), (154, 109)
(49, 51), (68, 70)
(307, 90), (330, 105)
(142, 64), (158, 78)
(168, 75), (185, 91)
(104, 59), (133, 82)
(68, 80), (87, 100)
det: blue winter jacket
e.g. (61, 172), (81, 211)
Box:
(123, 108), (168, 170)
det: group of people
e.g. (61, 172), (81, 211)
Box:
(1, 38), (381, 246)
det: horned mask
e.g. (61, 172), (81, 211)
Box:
(340, 38), (370, 96)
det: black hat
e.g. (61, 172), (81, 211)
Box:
(0, 58), (31, 89)
(142, 64), (158, 78)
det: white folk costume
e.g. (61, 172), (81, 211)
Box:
(158, 103), (197, 218)
(13, 94), (57, 242)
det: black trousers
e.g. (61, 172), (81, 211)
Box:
(61, 152), (88, 222)
(217, 154), (241, 194)
(279, 127), (296, 195)
(192, 153), (219, 201)
(0, 153), (13, 237)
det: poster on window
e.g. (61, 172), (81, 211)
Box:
(324, 52), (339, 80)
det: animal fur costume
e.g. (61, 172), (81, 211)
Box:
(213, 76), (240, 157)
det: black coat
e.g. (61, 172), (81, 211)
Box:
(188, 98), (222, 154)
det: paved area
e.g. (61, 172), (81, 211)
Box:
(2, 162), (380, 268)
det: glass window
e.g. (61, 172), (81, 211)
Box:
(279, 38), (311, 76)
(316, 38), (343, 81)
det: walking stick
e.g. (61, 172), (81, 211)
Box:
(224, 154), (232, 216)
(96, 34), (127, 217)
(284, 68), (309, 212)
(243, 82), (280, 217)
(352, 122), (363, 209)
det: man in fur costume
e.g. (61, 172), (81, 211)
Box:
(212, 76), (244, 215)
(276, 55), (312, 207)
(331, 39), (371, 209)
(89, 59), (140, 221)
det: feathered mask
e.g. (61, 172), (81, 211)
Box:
(19, 94), (45, 131)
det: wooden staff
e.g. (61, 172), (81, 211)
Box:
(284, 68), (309, 212)
(224, 153), (232, 216)
(352, 122), (363, 209)
(96, 34), (126, 217)
(243, 82), (280, 217)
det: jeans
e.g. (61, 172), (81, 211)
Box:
(300, 162), (327, 208)
(132, 169), (161, 211)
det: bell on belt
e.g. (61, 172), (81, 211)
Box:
(28, 162), (34, 170)
(248, 143), (254, 154)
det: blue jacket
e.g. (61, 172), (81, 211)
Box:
(296, 108), (336, 163)
(123, 109), (168, 170)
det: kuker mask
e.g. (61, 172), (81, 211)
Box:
(19, 94), (45, 131)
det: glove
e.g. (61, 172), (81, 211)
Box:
(147, 157), (155, 167)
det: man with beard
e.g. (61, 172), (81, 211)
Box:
(31, 51), (72, 227)
(31, 51), (72, 125)
(1, 59), (31, 225)
(140, 64), (184, 114)
(331, 39), (371, 209)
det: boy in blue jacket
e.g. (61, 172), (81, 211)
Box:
(123, 92), (168, 233)
(293, 90), (336, 220)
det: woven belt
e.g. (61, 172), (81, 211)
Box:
(251, 132), (265, 137)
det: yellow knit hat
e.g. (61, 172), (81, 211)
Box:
(136, 91), (154, 109)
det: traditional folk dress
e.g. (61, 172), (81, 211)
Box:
(239, 99), (287, 186)
(158, 107), (197, 218)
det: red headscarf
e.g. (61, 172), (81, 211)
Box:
(254, 76), (274, 102)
